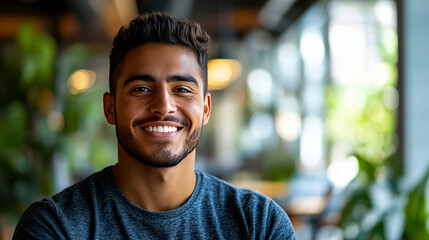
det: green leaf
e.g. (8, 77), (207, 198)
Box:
(403, 167), (429, 239)
(16, 22), (34, 53)
(20, 56), (37, 88)
(355, 154), (377, 183)
(35, 35), (56, 86)
(0, 101), (28, 148)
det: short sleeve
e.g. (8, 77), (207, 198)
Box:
(264, 200), (297, 240)
(12, 199), (65, 240)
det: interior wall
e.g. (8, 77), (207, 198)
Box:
(402, 0), (429, 185)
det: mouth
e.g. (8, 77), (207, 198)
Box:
(134, 116), (189, 135)
(144, 125), (181, 133)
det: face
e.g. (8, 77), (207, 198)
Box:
(103, 43), (211, 168)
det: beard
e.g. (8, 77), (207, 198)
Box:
(115, 115), (203, 168)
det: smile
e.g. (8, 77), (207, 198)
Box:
(144, 126), (179, 133)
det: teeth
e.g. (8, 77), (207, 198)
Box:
(144, 126), (178, 133)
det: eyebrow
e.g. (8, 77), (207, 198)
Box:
(123, 74), (199, 88)
(123, 74), (155, 87)
(167, 74), (199, 88)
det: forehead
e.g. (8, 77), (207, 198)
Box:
(117, 43), (202, 86)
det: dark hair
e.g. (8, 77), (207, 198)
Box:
(109, 12), (210, 95)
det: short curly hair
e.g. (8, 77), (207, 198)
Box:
(109, 12), (210, 96)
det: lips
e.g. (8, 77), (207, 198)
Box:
(133, 116), (190, 128)
(144, 126), (178, 133)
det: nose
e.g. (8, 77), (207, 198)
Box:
(149, 88), (177, 116)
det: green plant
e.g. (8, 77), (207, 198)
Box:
(403, 168), (429, 239)
(0, 22), (57, 222)
(336, 154), (429, 239)
(0, 22), (116, 225)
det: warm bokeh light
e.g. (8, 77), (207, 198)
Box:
(208, 59), (242, 90)
(36, 88), (55, 114)
(275, 111), (302, 141)
(67, 69), (96, 95)
(327, 155), (359, 188)
(47, 111), (64, 131)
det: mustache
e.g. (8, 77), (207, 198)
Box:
(132, 115), (190, 128)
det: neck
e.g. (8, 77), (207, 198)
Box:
(113, 147), (197, 212)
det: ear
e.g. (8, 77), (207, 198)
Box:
(203, 93), (211, 126)
(103, 92), (116, 125)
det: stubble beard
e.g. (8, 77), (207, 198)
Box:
(115, 116), (203, 168)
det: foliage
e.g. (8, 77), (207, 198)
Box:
(403, 169), (429, 239)
(325, 9), (421, 239)
(336, 154), (429, 239)
(0, 23), (57, 221)
(326, 84), (397, 164)
(0, 23), (116, 224)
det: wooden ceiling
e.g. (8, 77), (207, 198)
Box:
(0, 0), (317, 43)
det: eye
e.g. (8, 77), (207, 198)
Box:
(133, 87), (150, 92)
(175, 87), (191, 93)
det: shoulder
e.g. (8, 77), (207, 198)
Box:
(13, 198), (63, 239)
(52, 166), (111, 204)
(197, 171), (296, 238)
(199, 170), (276, 207)
(13, 167), (113, 239)
(45, 166), (114, 224)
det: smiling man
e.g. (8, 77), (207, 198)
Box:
(13, 12), (296, 239)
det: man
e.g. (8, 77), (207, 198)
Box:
(13, 12), (296, 239)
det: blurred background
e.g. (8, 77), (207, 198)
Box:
(1, 0), (428, 239)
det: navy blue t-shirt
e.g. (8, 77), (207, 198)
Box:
(13, 166), (296, 239)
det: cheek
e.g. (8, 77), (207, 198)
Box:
(115, 99), (144, 124)
(180, 99), (205, 126)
